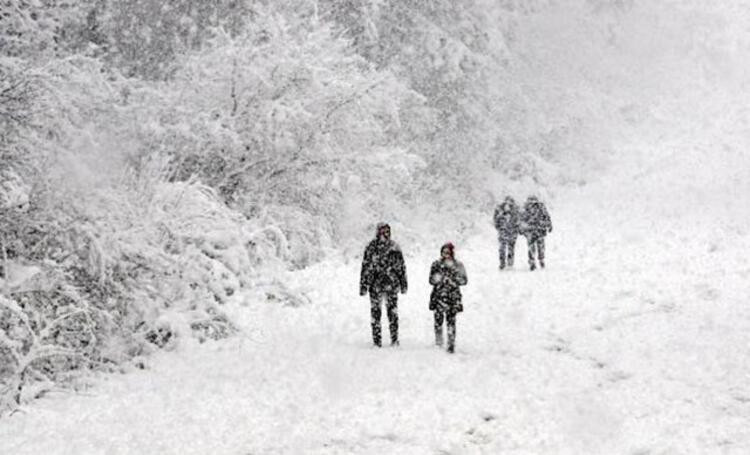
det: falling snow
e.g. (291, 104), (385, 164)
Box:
(2, 1), (750, 453)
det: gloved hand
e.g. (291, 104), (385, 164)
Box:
(400, 286), (407, 295)
(548, 226), (553, 234)
(360, 286), (367, 296)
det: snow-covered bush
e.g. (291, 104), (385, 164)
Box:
(113, 2), (424, 263)
(0, 167), (277, 414)
(0, 55), (284, 415)
(1, 0), (428, 406)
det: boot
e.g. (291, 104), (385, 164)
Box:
(372, 330), (382, 347)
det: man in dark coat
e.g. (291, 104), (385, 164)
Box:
(429, 242), (467, 353)
(493, 196), (520, 269)
(360, 222), (407, 347)
(520, 195), (552, 271)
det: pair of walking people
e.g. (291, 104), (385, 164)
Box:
(359, 223), (467, 353)
(493, 195), (552, 271)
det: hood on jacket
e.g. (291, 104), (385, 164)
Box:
(375, 222), (391, 240)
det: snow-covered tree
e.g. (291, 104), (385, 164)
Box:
(122, 2), (423, 264)
(88, 0), (254, 79)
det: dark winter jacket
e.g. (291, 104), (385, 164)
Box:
(520, 198), (552, 237)
(360, 235), (407, 295)
(429, 259), (467, 312)
(493, 198), (520, 239)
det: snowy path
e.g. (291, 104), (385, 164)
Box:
(3, 175), (750, 454)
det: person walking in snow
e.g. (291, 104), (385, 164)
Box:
(520, 195), (552, 271)
(360, 222), (408, 347)
(429, 243), (468, 354)
(493, 196), (520, 269)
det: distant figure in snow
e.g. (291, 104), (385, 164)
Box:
(493, 196), (520, 269)
(520, 195), (552, 271)
(429, 243), (468, 354)
(359, 222), (408, 347)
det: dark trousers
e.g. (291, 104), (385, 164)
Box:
(370, 290), (398, 346)
(526, 233), (546, 268)
(433, 309), (457, 351)
(498, 236), (516, 268)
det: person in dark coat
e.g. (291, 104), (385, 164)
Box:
(520, 195), (552, 271)
(429, 242), (468, 353)
(360, 222), (407, 347)
(493, 196), (520, 269)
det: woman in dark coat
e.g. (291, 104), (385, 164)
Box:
(429, 242), (468, 353)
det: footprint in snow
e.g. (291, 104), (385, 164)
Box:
(613, 290), (635, 300)
(695, 284), (720, 301)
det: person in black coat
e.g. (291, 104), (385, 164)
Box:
(493, 196), (520, 269)
(360, 222), (407, 347)
(520, 196), (552, 271)
(429, 242), (467, 353)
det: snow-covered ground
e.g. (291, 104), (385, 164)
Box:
(2, 146), (750, 454)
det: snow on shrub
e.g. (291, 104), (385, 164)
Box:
(0, 177), (289, 415)
(0, 0), (422, 415)
(0, 60), (291, 416)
